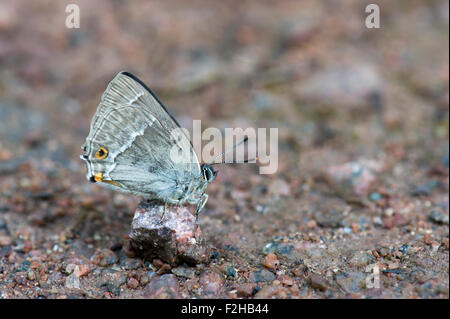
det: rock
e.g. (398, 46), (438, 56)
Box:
(65, 274), (80, 289)
(127, 200), (209, 265)
(309, 274), (328, 291)
(250, 269), (276, 283)
(263, 253), (280, 270)
(144, 274), (180, 299)
(315, 210), (344, 228)
(235, 283), (255, 297)
(428, 210), (449, 225)
(127, 277), (139, 289)
(171, 266), (196, 279)
(199, 270), (225, 296)
(90, 249), (119, 267)
(378, 247), (391, 257)
(324, 159), (384, 197)
(73, 264), (90, 278)
(99, 269), (128, 292)
(382, 213), (410, 229)
(253, 285), (284, 299)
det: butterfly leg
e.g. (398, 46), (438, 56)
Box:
(194, 194), (208, 241)
(195, 193), (208, 223)
(157, 201), (167, 224)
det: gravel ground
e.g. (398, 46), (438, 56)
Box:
(0, 0), (448, 299)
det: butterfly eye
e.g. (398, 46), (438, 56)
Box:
(95, 147), (108, 159)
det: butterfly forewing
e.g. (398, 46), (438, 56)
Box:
(82, 72), (201, 198)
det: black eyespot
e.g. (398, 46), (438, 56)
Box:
(89, 176), (96, 183)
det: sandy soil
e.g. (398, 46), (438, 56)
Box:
(0, 0), (448, 298)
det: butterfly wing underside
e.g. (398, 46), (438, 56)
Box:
(82, 72), (200, 199)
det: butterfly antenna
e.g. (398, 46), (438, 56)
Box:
(210, 137), (258, 165)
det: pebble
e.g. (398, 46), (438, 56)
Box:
(65, 274), (80, 289)
(315, 210), (344, 228)
(144, 274), (180, 299)
(324, 159), (384, 197)
(428, 210), (449, 225)
(309, 274), (328, 291)
(235, 283), (255, 297)
(442, 238), (449, 249)
(128, 201), (208, 265)
(250, 269), (276, 283)
(369, 192), (382, 201)
(74, 264), (90, 278)
(379, 247), (391, 257)
(171, 266), (196, 279)
(382, 213), (410, 229)
(253, 285), (282, 299)
(423, 234), (432, 245)
(126, 277), (139, 289)
(263, 253), (280, 270)
(199, 270), (225, 295)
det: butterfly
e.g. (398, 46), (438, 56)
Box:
(81, 71), (218, 221)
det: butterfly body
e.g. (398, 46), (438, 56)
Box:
(81, 72), (216, 214)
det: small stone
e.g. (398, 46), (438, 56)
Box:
(139, 274), (150, 286)
(278, 275), (294, 286)
(27, 271), (36, 281)
(369, 192), (382, 201)
(309, 274), (328, 291)
(74, 264), (90, 278)
(250, 269), (276, 283)
(127, 277), (139, 289)
(171, 266), (196, 279)
(144, 274), (180, 299)
(428, 210), (449, 225)
(225, 267), (236, 278)
(253, 285), (280, 299)
(324, 159), (384, 197)
(128, 201), (208, 265)
(235, 283), (255, 297)
(382, 213), (410, 229)
(379, 247), (390, 257)
(442, 238), (449, 249)
(263, 253), (280, 270)
(423, 234), (432, 245)
(199, 270), (224, 296)
(315, 210), (344, 228)
(91, 249), (119, 267)
(65, 274), (80, 289)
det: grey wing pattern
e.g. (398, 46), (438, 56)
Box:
(82, 71), (201, 199)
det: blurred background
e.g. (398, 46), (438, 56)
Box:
(0, 0), (448, 298)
